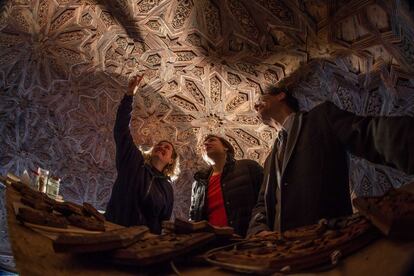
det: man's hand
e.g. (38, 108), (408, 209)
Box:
(126, 74), (144, 96)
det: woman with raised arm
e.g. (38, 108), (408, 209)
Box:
(105, 75), (180, 234)
(189, 134), (263, 237)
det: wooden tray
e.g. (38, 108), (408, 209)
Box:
(353, 188), (414, 239)
(205, 215), (379, 274)
(53, 225), (149, 253)
(13, 201), (105, 238)
(111, 232), (216, 266)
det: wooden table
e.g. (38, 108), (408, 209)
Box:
(5, 181), (414, 276)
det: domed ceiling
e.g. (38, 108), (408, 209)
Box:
(0, 0), (414, 269)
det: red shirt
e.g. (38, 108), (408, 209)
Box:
(207, 174), (228, 227)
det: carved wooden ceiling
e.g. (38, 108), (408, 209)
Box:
(0, 0), (414, 267)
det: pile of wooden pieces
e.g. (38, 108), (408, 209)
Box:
(53, 226), (149, 253)
(52, 220), (218, 266)
(11, 180), (106, 232)
(111, 231), (216, 265)
(109, 219), (235, 266)
(5, 176), (236, 267)
(205, 215), (379, 274)
(353, 188), (414, 239)
(164, 218), (235, 237)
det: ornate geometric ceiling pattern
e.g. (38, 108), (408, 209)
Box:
(0, 0), (414, 267)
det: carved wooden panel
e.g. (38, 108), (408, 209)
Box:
(1, 0), (414, 267)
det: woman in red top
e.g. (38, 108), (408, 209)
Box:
(189, 135), (264, 236)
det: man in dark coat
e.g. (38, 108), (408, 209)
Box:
(247, 85), (414, 236)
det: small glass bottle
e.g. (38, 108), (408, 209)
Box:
(37, 168), (49, 193)
(46, 176), (61, 198)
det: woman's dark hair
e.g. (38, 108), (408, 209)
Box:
(265, 85), (299, 112)
(204, 134), (235, 161)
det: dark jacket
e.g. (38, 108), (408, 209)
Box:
(248, 101), (414, 236)
(105, 95), (174, 234)
(190, 158), (263, 236)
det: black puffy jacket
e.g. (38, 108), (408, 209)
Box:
(189, 158), (263, 236)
